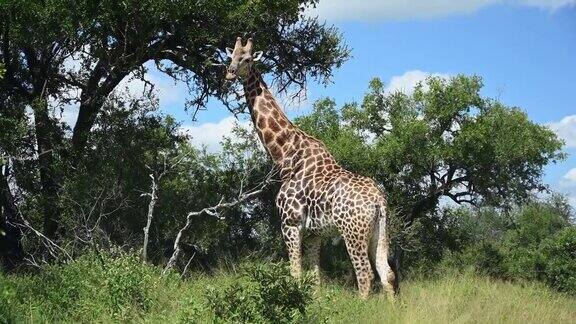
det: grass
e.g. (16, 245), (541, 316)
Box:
(1, 255), (575, 323)
(308, 274), (576, 323)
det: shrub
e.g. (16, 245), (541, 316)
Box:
(206, 262), (314, 323)
(0, 252), (161, 322)
(102, 252), (157, 317)
(440, 242), (507, 278)
(538, 227), (576, 295)
(507, 202), (569, 247)
(0, 274), (17, 323)
(501, 246), (540, 281)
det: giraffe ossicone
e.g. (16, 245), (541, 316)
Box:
(225, 37), (397, 299)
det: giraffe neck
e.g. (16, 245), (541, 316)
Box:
(242, 68), (296, 166)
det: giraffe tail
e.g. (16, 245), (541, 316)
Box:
(374, 198), (398, 297)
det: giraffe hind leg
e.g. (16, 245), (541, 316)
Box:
(343, 232), (374, 299)
(304, 235), (322, 285)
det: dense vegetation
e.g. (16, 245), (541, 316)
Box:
(2, 255), (576, 323)
(1, 0), (575, 322)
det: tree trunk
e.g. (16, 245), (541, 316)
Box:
(71, 67), (131, 165)
(0, 164), (24, 271)
(32, 98), (61, 239)
(71, 98), (101, 165)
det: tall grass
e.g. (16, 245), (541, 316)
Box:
(1, 255), (575, 323)
(308, 273), (576, 323)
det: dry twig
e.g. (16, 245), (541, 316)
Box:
(163, 168), (278, 274)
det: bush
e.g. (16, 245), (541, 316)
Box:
(439, 242), (507, 278)
(538, 227), (576, 295)
(206, 262), (314, 323)
(435, 198), (573, 289)
(0, 252), (160, 322)
(0, 274), (17, 323)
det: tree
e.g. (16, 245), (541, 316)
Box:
(297, 75), (565, 221)
(0, 0), (349, 240)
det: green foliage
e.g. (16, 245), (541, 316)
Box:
(500, 200), (571, 282)
(2, 256), (576, 322)
(1, 0), (349, 131)
(0, 252), (160, 322)
(442, 242), (507, 278)
(206, 262), (314, 323)
(539, 227), (576, 294)
(429, 196), (575, 296)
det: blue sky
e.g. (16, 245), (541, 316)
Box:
(60, 1), (576, 205)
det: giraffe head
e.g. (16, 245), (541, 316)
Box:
(225, 37), (263, 81)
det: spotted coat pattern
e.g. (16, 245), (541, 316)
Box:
(226, 38), (395, 298)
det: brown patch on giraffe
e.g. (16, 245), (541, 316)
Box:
(247, 73), (256, 85)
(247, 96), (256, 107)
(269, 143), (283, 160)
(278, 118), (288, 127)
(268, 118), (281, 132)
(276, 130), (291, 147)
(257, 117), (267, 129)
(263, 130), (274, 144)
(259, 105), (270, 114)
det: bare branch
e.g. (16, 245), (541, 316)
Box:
(142, 151), (191, 263)
(14, 216), (72, 262)
(181, 251), (197, 279)
(163, 168), (278, 274)
(142, 173), (157, 263)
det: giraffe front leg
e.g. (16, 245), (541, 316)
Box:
(304, 235), (322, 285)
(277, 184), (305, 280)
(282, 220), (302, 278)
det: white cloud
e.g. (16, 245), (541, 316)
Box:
(307, 0), (576, 22)
(563, 168), (576, 183)
(559, 168), (576, 208)
(385, 70), (450, 95)
(548, 115), (576, 148)
(519, 0), (576, 8)
(569, 195), (576, 208)
(180, 116), (251, 153)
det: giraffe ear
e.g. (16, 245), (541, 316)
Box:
(225, 47), (234, 58)
(253, 51), (263, 61)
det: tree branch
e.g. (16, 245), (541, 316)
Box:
(163, 168), (278, 274)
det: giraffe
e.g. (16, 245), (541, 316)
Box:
(224, 37), (396, 298)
